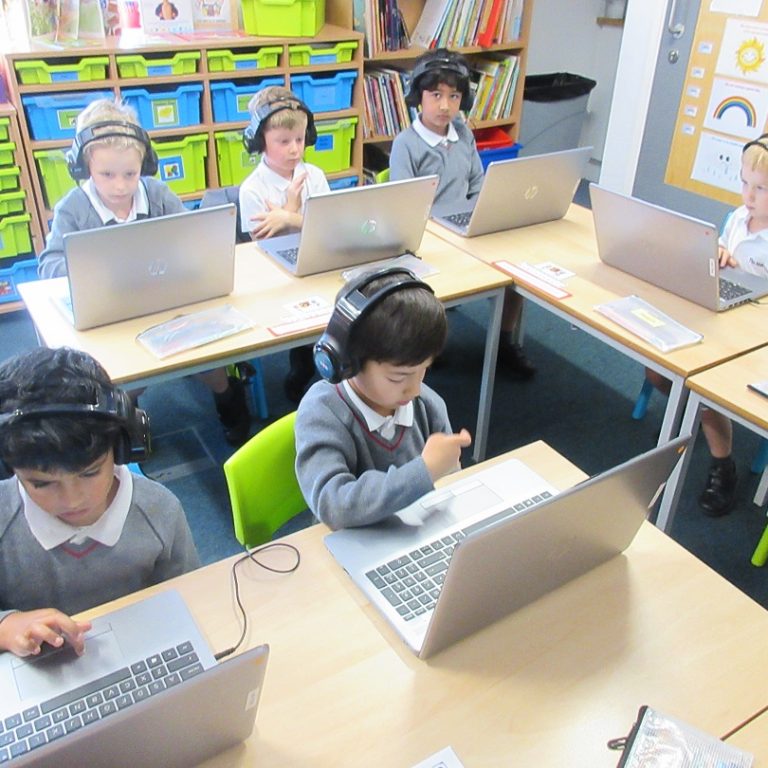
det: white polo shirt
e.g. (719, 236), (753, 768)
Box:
(720, 205), (768, 277)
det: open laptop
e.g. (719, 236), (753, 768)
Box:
(430, 146), (592, 237)
(256, 176), (438, 277)
(326, 436), (689, 659)
(590, 184), (768, 311)
(1, 590), (269, 766)
(57, 204), (237, 331)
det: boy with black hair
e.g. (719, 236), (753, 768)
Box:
(37, 98), (250, 445)
(0, 347), (198, 658)
(295, 267), (472, 530)
(390, 48), (535, 379)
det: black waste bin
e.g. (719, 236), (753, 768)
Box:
(518, 73), (597, 157)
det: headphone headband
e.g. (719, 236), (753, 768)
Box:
(743, 133), (768, 153)
(67, 120), (158, 181)
(313, 267), (434, 384)
(0, 385), (150, 464)
(405, 51), (473, 112)
(242, 96), (317, 155)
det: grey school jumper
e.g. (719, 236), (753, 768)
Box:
(389, 118), (484, 207)
(37, 178), (185, 280)
(295, 380), (452, 530)
(0, 474), (199, 621)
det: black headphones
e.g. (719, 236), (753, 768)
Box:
(313, 267), (434, 384)
(242, 96), (318, 155)
(0, 384), (151, 464)
(743, 133), (768, 153)
(67, 121), (159, 181)
(405, 51), (473, 112)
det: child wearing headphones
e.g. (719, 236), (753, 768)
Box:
(296, 267), (472, 530)
(240, 85), (331, 401)
(0, 347), (199, 658)
(390, 49), (535, 380)
(239, 85), (330, 240)
(37, 99), (251, 446)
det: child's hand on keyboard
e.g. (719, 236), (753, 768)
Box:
(422, 429), (472, 482)
(0, 608), (91, 658)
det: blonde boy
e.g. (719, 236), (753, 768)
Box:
(239, 85), (330, 240)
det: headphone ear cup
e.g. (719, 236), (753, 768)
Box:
(66, 143), (89, 181)
(305, 112), (317, 147)
(460, 89), (473, 112)
(141, 145), (159, 176)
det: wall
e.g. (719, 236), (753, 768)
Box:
(526, 0), (624, 181)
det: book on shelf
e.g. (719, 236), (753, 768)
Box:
(467, 54), (518, 122)
(363, 67), (413, 138)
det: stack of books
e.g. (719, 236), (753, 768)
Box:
(363, 68), (416, 138)
(410, 0), (524, 49)
(467, 54), (520, 121)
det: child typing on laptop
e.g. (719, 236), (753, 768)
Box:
(37, 99), (250, 445)
(240, 85), (331, 401)
(646, 133), (768, 516)
(295, 266), (472, 529)
(0, 347), (199, 658)
(389, 49), (535, 379)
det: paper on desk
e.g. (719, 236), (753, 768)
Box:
(136, 304), (254, 358)
(341, 253), (439, 282)
(409, 746), (465, 768)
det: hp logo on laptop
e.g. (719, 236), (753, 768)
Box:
(361, 219), (378, 235)
(524, 185), (539, 200)
(148, 260), (168, 277)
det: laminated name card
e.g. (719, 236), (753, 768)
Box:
(608, 705), (753, 767)
(136, 304), (254, 358)
(595, 295), (703, 353)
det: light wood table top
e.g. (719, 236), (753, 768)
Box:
(80, 441), (768, 767)
(19, 230), (509, 387)
(428, 204), (768, 379)
(725, 711), (768, 765)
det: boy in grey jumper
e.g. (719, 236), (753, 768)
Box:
(296, 267), (471, 530)
(0, 347), (198, 658)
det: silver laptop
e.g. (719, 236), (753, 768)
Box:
(326, 436), (689, 659)
(590, 184), (768, 312)
(59, 204), (237, 330)
(257, 176), (438, 277)
(431, 146), (592, 237)
(1, 590), (269, 767)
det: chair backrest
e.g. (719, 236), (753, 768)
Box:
(200, 185), (250, 244)
(375, 168), (390, 184)
(223, 411), (306, 548)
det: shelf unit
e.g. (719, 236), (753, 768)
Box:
(326, 0), (532, 147)
(0, 102), (45, 312)
(0, 25), (364, 242)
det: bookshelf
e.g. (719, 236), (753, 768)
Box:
(326, 0), (532, 148)
(0, 25), (364, 243)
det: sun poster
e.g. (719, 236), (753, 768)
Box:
(665, 1), (768, 204)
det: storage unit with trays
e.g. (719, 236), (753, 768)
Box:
(323, 0), (533, 179)
(1, 26), (364, 242)
(0, 105), (45, 311)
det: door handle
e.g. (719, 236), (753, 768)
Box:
(667, 0), (685, 38)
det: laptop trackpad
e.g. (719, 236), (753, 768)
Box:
(398, 482), (504, 528)
(11, 624), (123, 702)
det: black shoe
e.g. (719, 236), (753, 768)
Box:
(284, 344), (316, 404)
(213, 376), (251, 447)
(498, 342), (536, 379)
(699, 458), (737, 517)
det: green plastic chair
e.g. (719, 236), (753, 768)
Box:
(223, 411), (306, 549)
(375, 168), (390, 183)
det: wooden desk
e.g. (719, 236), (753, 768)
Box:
(80, 442), (768, 767)
(725, 710), (768, 765)
(18, 232), (509, 462)
(656, 345), (768, 531)
(428, 205), (768, 444)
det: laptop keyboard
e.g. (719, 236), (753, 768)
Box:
(720, 278), (752, 303)
(442, 211), (473, 229)
(0, 640), (204, 763)
(276, 247), (299, 265)
(365, 490), (554, 622)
